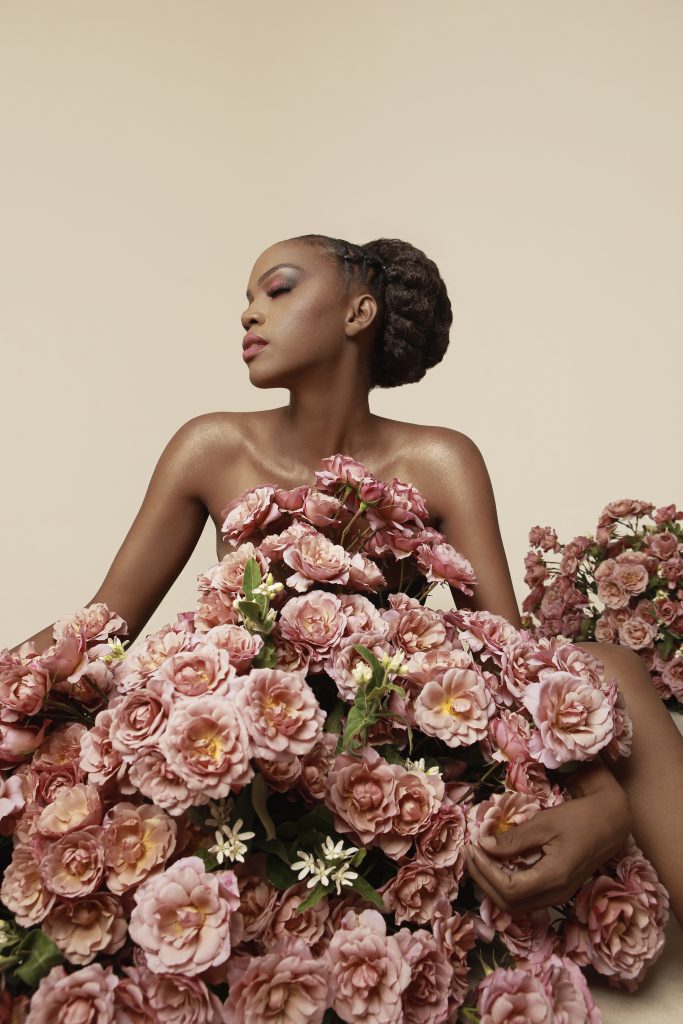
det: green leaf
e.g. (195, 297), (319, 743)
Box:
(296, 881), (329, 913)
(341, 706), (367, 751)
(255, 837), (291, 864)
(237, 599), (265, 622)
(194, 847), (220, 871)
(266, 855), (299, 890)
(251, 773), (276, 840)
(253, 640), (278, 669)
(352, 643), (385, 680)
(243, 557), (262, 597)
(351, 874), (386, 910)
(14, 930), (63, 986)
(324, 700), (347, 735)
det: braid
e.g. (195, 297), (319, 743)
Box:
(295, 233), (452, 390)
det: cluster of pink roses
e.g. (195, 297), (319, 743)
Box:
(0, 457), (672, 1022)
(523, 499), (683, 705)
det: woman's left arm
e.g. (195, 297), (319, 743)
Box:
(419, 428), (634, 909)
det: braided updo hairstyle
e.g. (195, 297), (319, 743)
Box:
(294, 233), (453, 390)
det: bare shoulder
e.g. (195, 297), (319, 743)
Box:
(402, 423), (490, 506)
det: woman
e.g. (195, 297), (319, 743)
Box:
(13, 232), (683, 924)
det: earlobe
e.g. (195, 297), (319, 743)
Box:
(345, 294), (378, 338)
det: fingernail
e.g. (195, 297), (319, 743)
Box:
(479, 835), (496, 849)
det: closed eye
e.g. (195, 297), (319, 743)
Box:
(267, 284), (290, 297)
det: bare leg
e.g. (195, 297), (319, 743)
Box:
(576, 640), (683, 924)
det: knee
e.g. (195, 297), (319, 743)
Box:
(573, 640), (650, 690)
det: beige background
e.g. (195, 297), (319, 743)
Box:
(1, 1), (682, 1016)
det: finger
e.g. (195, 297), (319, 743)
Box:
(464, 847), (514, 912)
(478, 813), (560, 860)
(468, 845), (563, 909)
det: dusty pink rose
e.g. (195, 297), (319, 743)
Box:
(326, 747), (398, 844)
(648, 530), (679, 560)
(235, 872), (278, 943)
(476, 968), (553, 1023)
(129, 857), (240, 975)
(115, 625), (195, 693)
(414, 666), (494, 747)
(523, 669), (613, 768)
(297, 733), (338, 804)
(594, 615), (616, 643)
(597, 578), (630, 610)
(617, 615), (657, 650)
(325, 909), (410, 1024)
(160, 694), (253, 799)
(259, 521), (317, 562)
(528, 526), (561, 552)
(414, 799), (467, 868)
(485, 710), (532, 765)
(203, 623), (264, 672)
(301, 487), (344, 528)
(505, 760), (563, 808)
(42, 893), (127, 965)
(347, 550), (387, 590)
(327, 631), (392, 701)
(264, 881), (329, 953)
(224, 937), (329, 1024)
(0, 721), (47, 766)
(193, 587), (240, 632)
(121, 963), (223, 1024)
(339, 594), (389, 636)
(530, 955), (601, 1023)
(480, 897), (555, 963)
(524, 550), (549, 587)
(0, 773), (25, 830)
(220, 486), (282, 543)
(104, 802), (177, 893)
(155, 642), (235, 698)
(1, 843), (56, 925)
(394, 927), (452, 1024)
(26, 964), (118, 1024)
(416, 542), (477, 595)
(109, 688), (173, 759)
(449, 609), (519, 665)
(0, 653), (51, 716)
(663, 556), (682, 584)
(662, 653), (683, 700)
(38, 825), (106, 898)
(232, 667), (324, 758)
(376, 765), (445, 860)
(613, 558), (650, 595)
(382, 862), (459, 925)
(79, 709), (129, 791)
(128, 748), (206, 815)
(278, 590), (347, 671)
(36, 783), (102, 837)
(283, 531), (351, 592)
(383, 593), (447, 655)
(53, 602), (127, 645)
(315, 453), (370, 490)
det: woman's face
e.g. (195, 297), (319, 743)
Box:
(240, 239), (369, 388)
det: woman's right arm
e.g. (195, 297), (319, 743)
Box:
(9, 415), (218, 655)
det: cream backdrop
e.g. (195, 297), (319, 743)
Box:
(1, 1), (682, 1017)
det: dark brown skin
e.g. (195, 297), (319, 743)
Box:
(14, 238), (683, 923)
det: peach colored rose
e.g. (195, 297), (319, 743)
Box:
(104, 802), (177, 893)
(1, 843), (56, 926)
(36, 783), (102, 838)
(523, 670), (613, 768)
(283, 531), (351, 592)
(232, 667), (324, 758)
(52, 603), (127, 645)
(220, 486), (282, 543)
(79, 709), (129, 792)
(115, 625), (196, 694)
(326, 747), (398, 845)
(42, 892), (127, 965)
(325, 909), (409, 1024)
(109, 688), (173, 759)
(414, 666), (494, 748)
(129, 857), (240, 975)
(224, 937), (330, 1024)
(26, 964), (118, 1024)
(278, 590), (347, 672)
(38, 825), (106, 898)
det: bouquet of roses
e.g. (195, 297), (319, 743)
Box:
(0, 457), (671, 1024)
(521, 498), (683, 710)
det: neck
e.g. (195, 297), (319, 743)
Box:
(277, 378), (376, 469)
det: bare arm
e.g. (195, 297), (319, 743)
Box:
(9, 415), (218, 654)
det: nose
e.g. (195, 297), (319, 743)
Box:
(241, 308), (264, 331)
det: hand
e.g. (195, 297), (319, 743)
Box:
(464, 764), (631, 915)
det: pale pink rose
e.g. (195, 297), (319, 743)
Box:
(264, 881), (329, 954)
(315, 453), (370, 490)
(220, 486), (282, 543)
(253, 753), (303, 792)
(160, 694), (253, 799)
(258, 521), (318, 562)
(326, 747), (398, 844)
(36, 783), (102, 837)
(382, 862), (459, 925)
(33, 721), (87, 768)
(114, 625), (196, 693)
(200, 542), (271, 596)
(232, 667), (324, 758)
(0, 653), (51, 716)
(134, 964), (224, 1024)
(224, 937), (329, 1024)
(130, 857), (239, 975)
(1, 843), (56, 925)
(193, 588), (240, 632)
(416, 542), (477, 596)
(278, 590), (347, 672)
(402, 646), (470, 691)
(550, 643), (605, 690)
(345, 549), (386, 591)
(154, 642), (235, 698)
(325, 909), (410, 1024)
(383, 593), (447, 655)
(234, 872), (278, 944)
(327, 631), (392, 702)
(275, 483), (308, 513)
(0, 773), (25, 830)
(530, 955), (601, 1024)
(203, 623), (264, 672)
(127, 747), (207, 816)
(38, 825), (106, 898)
(394, 927), (452, 1024)
(505, 761), (564, 808)
(109, 688), (173, 759)
(0, 721), (47, 766)
(498, 633), (542, 704)
(104, 802), (177, 893)
(301, 488), (344, 528)
(468, 792), (542, 869)
(528, 526), (561, 553)
(524, 550), (549, 587)
(613, 560), (650, 595)
(564, 868), (667, 988)
(414, 799), (467, 868)
(648, 530), (679, 561)
(618, 616), (657, 650)
(414, 666), (494, 747)
(79, 709), (130, 792)
(283, 531), (351, 592)
(377, 765), (445, 859)
(617, 849), (670, 930)
(523, 670), (614, 768)
(480, 897), (555, 963)
(597, 578), (630, 609)
(594, 615), (616, 643)
(485, 710), (532, 764)
(448, 609), (519, 665)
(271, 630), (311, 674)
(26, 964), (118, 1024)
(297, 733), (338, 804)
(42, 892), (127, 965)
(476, 968), (553, 1024)
(339, 594), (388, 636)
(661, 654), (683, 700)
(391, 477), (430, 523)
(52, 603), (127, 645)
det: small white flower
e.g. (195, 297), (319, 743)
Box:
(351, 662), (373, 685)
(320, 836), (357, 862)
(381, 651), (407, 675)
(329, 862), (359, 895)
(306, 859), (333, 889)
(208, 818), (255, 864)
(291, 850), (318, 881)
(100, 637), (129, 663)
(204, 798), (234, 830)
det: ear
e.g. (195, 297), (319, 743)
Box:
(344, 293), (379, 339)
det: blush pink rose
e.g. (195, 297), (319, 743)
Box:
(235, 872), (279, 943)
(414, 799), (467, 868)
(36, 783), (102, 838)
(283, 531), (351, 592)
(414, 666), (494, 748)
(79, 708), (128, 791)
(232, 668), (324, 758)
(52, 603), (127, 645)
(393, 927), (452, 1024)
(203, 623), (264, 672)
(476, 968), (553, 1024)
(468, 792), (543, 869)
(448, 609), (519, 666)
(133, 963), (224, 1024)
(264, 881), (330, 954)
(648, 530), (680, 560)
(617, 616), (657, 650)
(278, 590), (347, 671)
(154, 643), (235, 698)
(530, 955), (601, 1023)
(325, 909), (410, 1024)
(661, 654), (683, 700)
(382, 862), (459, 925)
(160, 694), (253, 799)
(129, 857), (240, 975)
(38, 825), (106, 898)
(114, 623), (195, 693)
(108, 688), (173, 759)
(220, 486), (282, 543)
(127, 747), (207, 816)
(104, 802), (177, 893)
(613, 559), (650, 595)
(326, 747), (398, 845)
(26, 964), (118, 1024)
(0, 773), (26, 831)
(383, 593), (447, 655)
(523, 669), (614, 768)
(597, 578), (630, 610)
(224, 937), (329, 1024)
(301, 487), (344, 528)
(1, 843), (56, 926)
(416, 542), (477, 595)
(347, 550), (387, 591)
(327, 631), (392, 702)
(377, 765), (445, 860)
(42, 893), (127, 965)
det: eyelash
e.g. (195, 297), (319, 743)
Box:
(267, 283), (290, 297)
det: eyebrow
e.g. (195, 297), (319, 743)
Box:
(246, 263), (305, 301)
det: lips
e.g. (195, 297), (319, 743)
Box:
(242, 332), (269, 362)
